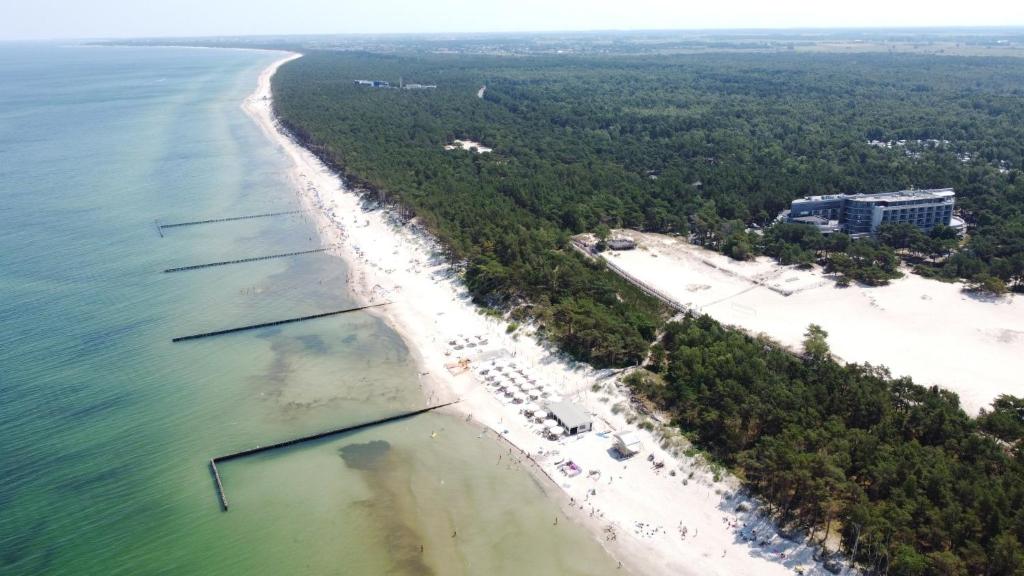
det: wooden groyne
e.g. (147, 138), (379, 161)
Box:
(209, 400), (459, 511)
(172, 302), (389, 342)
(154, 219), (164, 238)
(163, 248), (328, 273)
(159, 209), (307, 230)
(210, 459), (229, 511)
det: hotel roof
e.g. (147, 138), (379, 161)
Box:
(797, 188), (954, 203)
(846, 188), (955, 203)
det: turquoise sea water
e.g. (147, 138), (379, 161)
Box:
(0, 44), (620, 575)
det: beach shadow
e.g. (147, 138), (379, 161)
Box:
(962, 289), (1006, 304)
(713, 491), (839, 575)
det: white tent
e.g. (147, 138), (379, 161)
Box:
(548, 426), (565, 437)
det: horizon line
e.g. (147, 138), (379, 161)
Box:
(6, 24), (1024, 44)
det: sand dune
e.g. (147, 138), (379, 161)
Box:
(601, 230), (1024, 415)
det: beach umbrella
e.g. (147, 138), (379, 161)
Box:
(533, 410), (548, 420)
(512, 391), (527, 402)
(523, 402), (540, 413)
(549, 426), (565, 436)
(543, 419), (558, 428)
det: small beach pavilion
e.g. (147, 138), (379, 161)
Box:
(545, 401), (593, 435)
(613, 430), (643, 458)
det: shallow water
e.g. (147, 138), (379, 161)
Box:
(0, 44), (621, 575)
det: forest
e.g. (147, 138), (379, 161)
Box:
(631, 317), (1024, 575)
(272, 47), (1024, 573)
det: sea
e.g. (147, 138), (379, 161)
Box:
(0, 43), (621, 575)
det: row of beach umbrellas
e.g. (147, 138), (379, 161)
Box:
(477, 358), (567, 438)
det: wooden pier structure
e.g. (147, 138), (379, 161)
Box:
(158, 209), (308, 231)
(209, 401), (459, 511)
(172, 303), (389, 342)
(163, 248), (328, 273)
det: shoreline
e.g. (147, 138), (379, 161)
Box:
(244, 52), (846, 576)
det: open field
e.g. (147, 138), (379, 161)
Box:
(599, 230), (1024, 415)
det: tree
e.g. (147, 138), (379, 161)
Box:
(964, 273), (1007, 296)
(990, 533), (1024, 576)
(802, 324), (831, 363)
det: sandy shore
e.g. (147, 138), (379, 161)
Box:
(244, 53), (845, 576)
(599, 230), (1024, 415)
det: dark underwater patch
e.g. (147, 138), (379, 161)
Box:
(338, 440), (392, 471)
(295, 334), (329, 354)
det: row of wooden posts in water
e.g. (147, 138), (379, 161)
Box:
(163, 247), (328, 273)
(157, 209), (441, 512)
(209, 401), (459, 511)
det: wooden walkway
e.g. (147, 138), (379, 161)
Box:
(571, 240), (689, 314)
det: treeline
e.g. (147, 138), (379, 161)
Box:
(633, 316), (1024, 575)
(274, 51), (667, 367)
(272, 49), (1024, 572)
(698, 214), (1023, 292)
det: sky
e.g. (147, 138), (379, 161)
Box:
(2, 0), (1023, 41)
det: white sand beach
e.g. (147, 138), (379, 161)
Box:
(444, 139), (492, 153)
(245, 53), (847, 576)
(597, 230), (1024, 415)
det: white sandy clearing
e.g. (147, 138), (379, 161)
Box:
(444, 139), (492, 153)
(599, 230), (1024, 415)
(245, 53), (846, 576)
